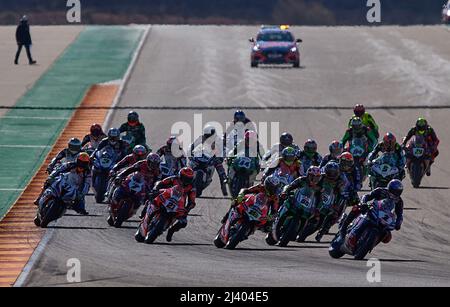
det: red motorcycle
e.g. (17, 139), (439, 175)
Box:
(135, 185), (187, 244)
(214, 193), (270, 250)
(108, 172), (146, 228)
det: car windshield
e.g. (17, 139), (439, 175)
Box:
(257, 32), (294, 42)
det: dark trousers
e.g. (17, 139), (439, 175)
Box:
(15, 44), (33, 63)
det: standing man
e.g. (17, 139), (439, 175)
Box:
(15, 15), (36, 65)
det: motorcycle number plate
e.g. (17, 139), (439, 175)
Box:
(351, 146), (364, 157)
(237, 157), (252, 169)
(413, 148), (424, 157)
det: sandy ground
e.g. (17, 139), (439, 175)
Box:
(0, 26), (84, 117)
(22, 25), (450, 287)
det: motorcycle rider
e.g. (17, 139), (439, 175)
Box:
(262, 132), (300, 162)
(345, 179), (404, 249)
(263, 146), (303, 180)
(189, 125), (228, 195)
(342, 117), (377, 154)
(110, 145), (148, 175)
(348, 104), (380, 139)
(368, 132), (406, 180)
(298, 139), (322, 173)
(401, 118), (439, 176)
(36, 153), (91, 215)
(314, 162), (348, 242)
(279, 166), (322, 242)
(338, 151), (362, 213)
(157, 136), (187, 177)
(148, 167), (197, 242)
(115, 153), (161, 192)
(319, 140), (343, 168)
(227, 130), (264, 186)
(81, 123), (107, 150)
(119, 111), (147, 148)
(91, 128), (129, 162)
(222, 176), (280, 230)
(47, 138), (83, 174)
(223, 110), (257, 153)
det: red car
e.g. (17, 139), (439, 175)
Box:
(249, 25), (302, 68)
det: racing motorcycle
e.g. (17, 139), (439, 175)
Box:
(214, 193), (270, 249)
(405, 135), (428, 188)
(228, 156), (259, 198)
(135, 185), (185, 244)
(108, 172), (146, 228)
(298, 182), (343, 242)
(329, 199), (396, 260)
(34, 173), (79, 228)
(189, 152), (223, 197)
(369, 153), (400, 190)
(347, 136), (369, 183)
(266, 185), (317, 247)
(92, 146), (118, 203)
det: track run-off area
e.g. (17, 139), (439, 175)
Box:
(1, 25), (450, 286)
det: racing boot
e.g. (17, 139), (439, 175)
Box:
(339, 210), (358, 237)
(166, 221), (185, 242)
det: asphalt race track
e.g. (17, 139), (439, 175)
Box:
(22, 26), (450, 286)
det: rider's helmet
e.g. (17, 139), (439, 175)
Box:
(303, 139), (318, 158)
(90, 123), (103, 138)
(306, 166), (321, 185)
(127, 111), (139, 126)
(416, 117), (428, 135)
(68, 138), (82, 155)
(281, 147), (297, 166)
(107, 128), (120, 146)
(350, 117), (364, 133)
(387, 179), (403, 198)
(338, 152), (354, 172)
(146, 153), (161, 170)
(280, 132), (293, 147)
(178, 167), (195, 186)
(324, 162), (340, 181)
(263, 176), (280, 196)
(203, 125), (216, 138)
(132, 145), (147, 160)
(234, 110), (246, 123)
(382, 132), (397, 152)
(76, 152), (90, 173)
(353, 104), (365, 117)
(329, 140), (343, 157)
(244, 130), (257, 145)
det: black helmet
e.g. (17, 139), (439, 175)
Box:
(324, 162), (340, 180)
(280, 132), (293, 147)
(128, 111), (139, 124)
(387, 179), (403, 197)
(234, 110), (246, 123)
(68, 138), (82, 154)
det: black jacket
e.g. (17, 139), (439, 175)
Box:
(16, 22), (32, 45)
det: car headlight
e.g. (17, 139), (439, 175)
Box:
(290, 47), (297, 53)
(447, 10), (450, 16)
(253, 45), (260, 52)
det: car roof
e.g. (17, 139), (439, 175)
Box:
(258, 25), (292, 34)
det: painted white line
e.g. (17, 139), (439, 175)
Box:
(2, 116), (69, 120)
(13, 229), (55, 288)
(103, 25), (151, 129)
(0, 145), (50, 148)
(0, 188), (24, 191)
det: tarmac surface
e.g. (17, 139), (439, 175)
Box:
(20, 26), (450, 286)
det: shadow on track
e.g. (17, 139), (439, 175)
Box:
(234, 247), (296, 252)
(63, 214), (102, 217)
(151, 242), (211, 247)
(284, 245), (329, 249)
(48, 225), (107, 230)
(417, 186), (449, 190)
